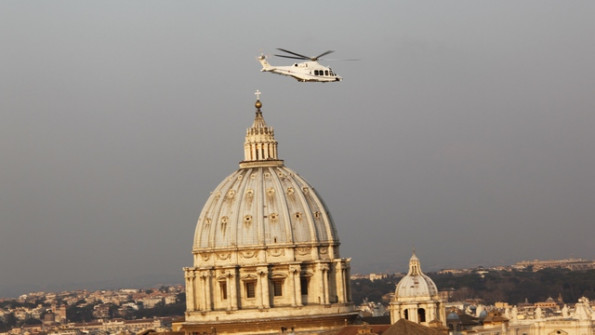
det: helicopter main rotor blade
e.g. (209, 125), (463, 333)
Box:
(274, 54), (309, 60)
(324, 58), (361, 62)
(313, 50), (334, 60)
(277, 48), (311, 60)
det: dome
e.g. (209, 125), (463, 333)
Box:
(389, 252), (445, 325)
(194, 165), (338, 250)
(192, 98), (340, 262)
(182, 94), (356, 334)
(394, 252), (439, 299)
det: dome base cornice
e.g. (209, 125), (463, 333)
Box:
(192, 242), (341, 267)
(239, 160), (284, 168)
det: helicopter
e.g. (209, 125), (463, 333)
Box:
(258, 48), (342, 82)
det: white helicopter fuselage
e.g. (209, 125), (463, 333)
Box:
(258, 55), (342, 82)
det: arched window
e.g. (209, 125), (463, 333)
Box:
(404, 309), (409, 320)
(300, 276), (309, 295)
(418, 308), (426, 322)
(220, 281), (227, 300)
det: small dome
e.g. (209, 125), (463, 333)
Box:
(395, 252), (439, 299)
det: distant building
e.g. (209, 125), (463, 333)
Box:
(389, 252), (446, 327)
(514, 258), (595, 271)
(370, 273), (389, 282)
(534, 297), (559, 309)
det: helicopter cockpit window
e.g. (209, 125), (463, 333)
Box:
(325, 70), (329, 76)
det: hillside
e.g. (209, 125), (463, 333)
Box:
(351, 268), (595, 305)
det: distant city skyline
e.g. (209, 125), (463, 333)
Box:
(1, 1), (594, 298)
(4, 256), (593, 300)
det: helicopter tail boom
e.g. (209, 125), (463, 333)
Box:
(258, 55), (272, 71)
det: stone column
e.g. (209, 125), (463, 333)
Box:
(257, 274), (263, 308)
(264, 143), (268, 159)
(257, 266), (270, 308)
(225, 275), (232, 311)
(244, 145), (250, 161)
(184, 268), (196, 311)
(229, 270), (238, 310)
(334, 261), (346, 303)
(201, 270), (212, 311)
(414, 304), (420, 323)
(343, 258), (352, 302)
(289, 264), (301, 307)
(193, 271), (201, 311)
(318, 263), (330, 305)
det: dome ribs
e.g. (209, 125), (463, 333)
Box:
(282, 171), (319, 245)
(264, 167), (289, 246)
(236, 169), (257, 247)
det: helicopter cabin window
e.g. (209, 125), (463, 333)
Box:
(325, 70), (329, 76)
(314, 70), (319, 76)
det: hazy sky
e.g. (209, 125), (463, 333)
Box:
(1, 1), (594, 298)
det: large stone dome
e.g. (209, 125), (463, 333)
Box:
(192, 98), (340, 264)
(193, 164), (339, 255)
(181, 94), (356, 335)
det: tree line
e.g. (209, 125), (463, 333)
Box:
(350, 268), (595, 305)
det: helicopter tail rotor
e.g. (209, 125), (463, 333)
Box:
(257, 54), (272, 71)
